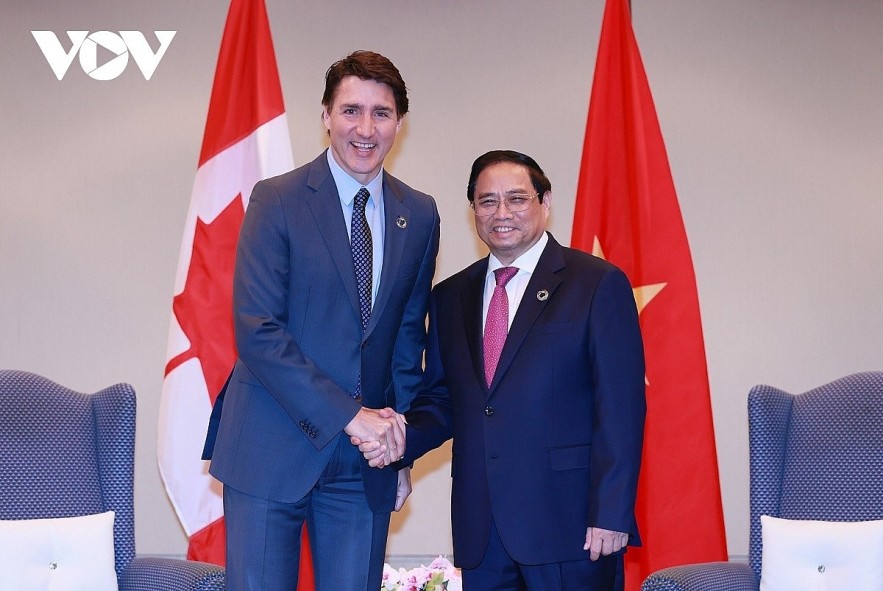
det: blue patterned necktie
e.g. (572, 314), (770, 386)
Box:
(351, 187), (373, 399)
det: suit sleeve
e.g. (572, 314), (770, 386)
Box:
(388, 199), (440, 413)
(399, 290), (454, 464)
(587, 267), (647, 544)
(233, 179), (360, 450)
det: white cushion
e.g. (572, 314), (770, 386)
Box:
(760, 515), (883, 591)
(0, 511), (118, 591)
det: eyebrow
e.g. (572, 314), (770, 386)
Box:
(338, 102), (395, 112)
(477, 188), (531, 198)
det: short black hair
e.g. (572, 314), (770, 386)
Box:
(466, 150), (551, 203)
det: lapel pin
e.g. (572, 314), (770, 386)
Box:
(536, 289), (549, 301)
(396, 216), (407, 229)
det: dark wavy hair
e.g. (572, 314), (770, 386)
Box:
(322, 50), (408, 118)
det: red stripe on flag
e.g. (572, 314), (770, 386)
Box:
(572, 1), (728, 588)
(198, 0), (285, 167)
(187, 518), (227, 565)
(297, 527), (316, 591)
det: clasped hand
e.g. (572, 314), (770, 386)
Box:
(344, 407), (406, 468)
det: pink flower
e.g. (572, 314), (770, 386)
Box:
(379, 556), (461, 590)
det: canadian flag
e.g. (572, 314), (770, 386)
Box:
(572, 1), (728, 589)
(157, 0), (309, 579)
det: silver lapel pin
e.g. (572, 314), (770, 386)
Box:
(396, 216), (407, 229)
(536, 289), (549, 301)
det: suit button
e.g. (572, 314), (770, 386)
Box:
(485, 406), (494, 416)
(361, 341), (369, 349)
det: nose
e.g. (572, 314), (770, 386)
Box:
(493, 199), (515, 218)
(356, 112), (374, 137)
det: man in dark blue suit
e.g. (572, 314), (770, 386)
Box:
(203, 51), (439, 591)
(359, 150), (645, 590)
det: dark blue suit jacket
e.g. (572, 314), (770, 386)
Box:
(403, 234), (645, 568)
(203, 151), (439, 513)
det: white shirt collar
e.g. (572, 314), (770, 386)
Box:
(326, 148), (384, 205)
(487, 231), (549, 276)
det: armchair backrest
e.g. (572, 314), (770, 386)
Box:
(747, 371), (883, 579)
(0, 370), (137, 579)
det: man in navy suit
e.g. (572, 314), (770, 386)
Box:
(203, 51), (439, 591)
(359, 150), (645, 590)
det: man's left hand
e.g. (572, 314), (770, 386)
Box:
(584, 527), (628, 561)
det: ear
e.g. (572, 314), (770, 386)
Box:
(395, 114), (404, 133)
(322, 107), (331, 131)
(541, 191), (552, 211)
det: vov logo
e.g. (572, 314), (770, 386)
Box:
(31, 31), (176, 81)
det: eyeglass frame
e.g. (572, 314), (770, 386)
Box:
(470, 192), (541, 217)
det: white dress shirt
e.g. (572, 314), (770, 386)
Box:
(482, 232), (549, 331)
(327, 149), (385, 305)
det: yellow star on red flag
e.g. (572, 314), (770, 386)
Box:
(591, 237), (667, 315)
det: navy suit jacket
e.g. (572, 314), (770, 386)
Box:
(403, 234), (645, 568)
(203, 151), (439, 513)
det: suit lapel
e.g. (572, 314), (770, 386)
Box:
(366, 176), (410, 336)
(304, 154), (361, 322)
(464, 260), (489, 391)
(487, 237), (565, 393)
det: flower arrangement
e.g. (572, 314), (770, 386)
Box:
(381, 556), (462, 591)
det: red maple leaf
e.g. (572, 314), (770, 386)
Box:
(165, 196), (244, 403)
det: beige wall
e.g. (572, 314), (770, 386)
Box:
(2, 0), (882, 561)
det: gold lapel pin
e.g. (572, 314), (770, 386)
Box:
(396, 216), (407, 229)
(536, 289), (549, 301)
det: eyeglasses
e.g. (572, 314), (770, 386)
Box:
(471, 193), (539, 216)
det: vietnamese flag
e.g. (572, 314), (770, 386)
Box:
(572, 0), (728, 588)
(157, 1), (313, 587)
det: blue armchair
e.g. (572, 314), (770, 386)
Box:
(641, 371), (883, 590)
(0, 370), (225, 590)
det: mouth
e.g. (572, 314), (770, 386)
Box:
(351, 141), (376, 153)
(491, 225), (516, 234)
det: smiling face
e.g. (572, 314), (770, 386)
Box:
(322, 75), (402, 185)
(473, 161), (551, 265)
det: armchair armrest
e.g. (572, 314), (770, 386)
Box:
(641, 561), (757, 591)
(120, 556), (225, 591)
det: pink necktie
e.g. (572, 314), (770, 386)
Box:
(484, 266), (518, 387)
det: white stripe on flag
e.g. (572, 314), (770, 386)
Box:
(159, 113), (292, 537)
(171, 115), (293, 293)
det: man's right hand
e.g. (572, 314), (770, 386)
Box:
(344, 407), (405, 467)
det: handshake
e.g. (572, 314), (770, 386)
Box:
(344, 407), (407, 469)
